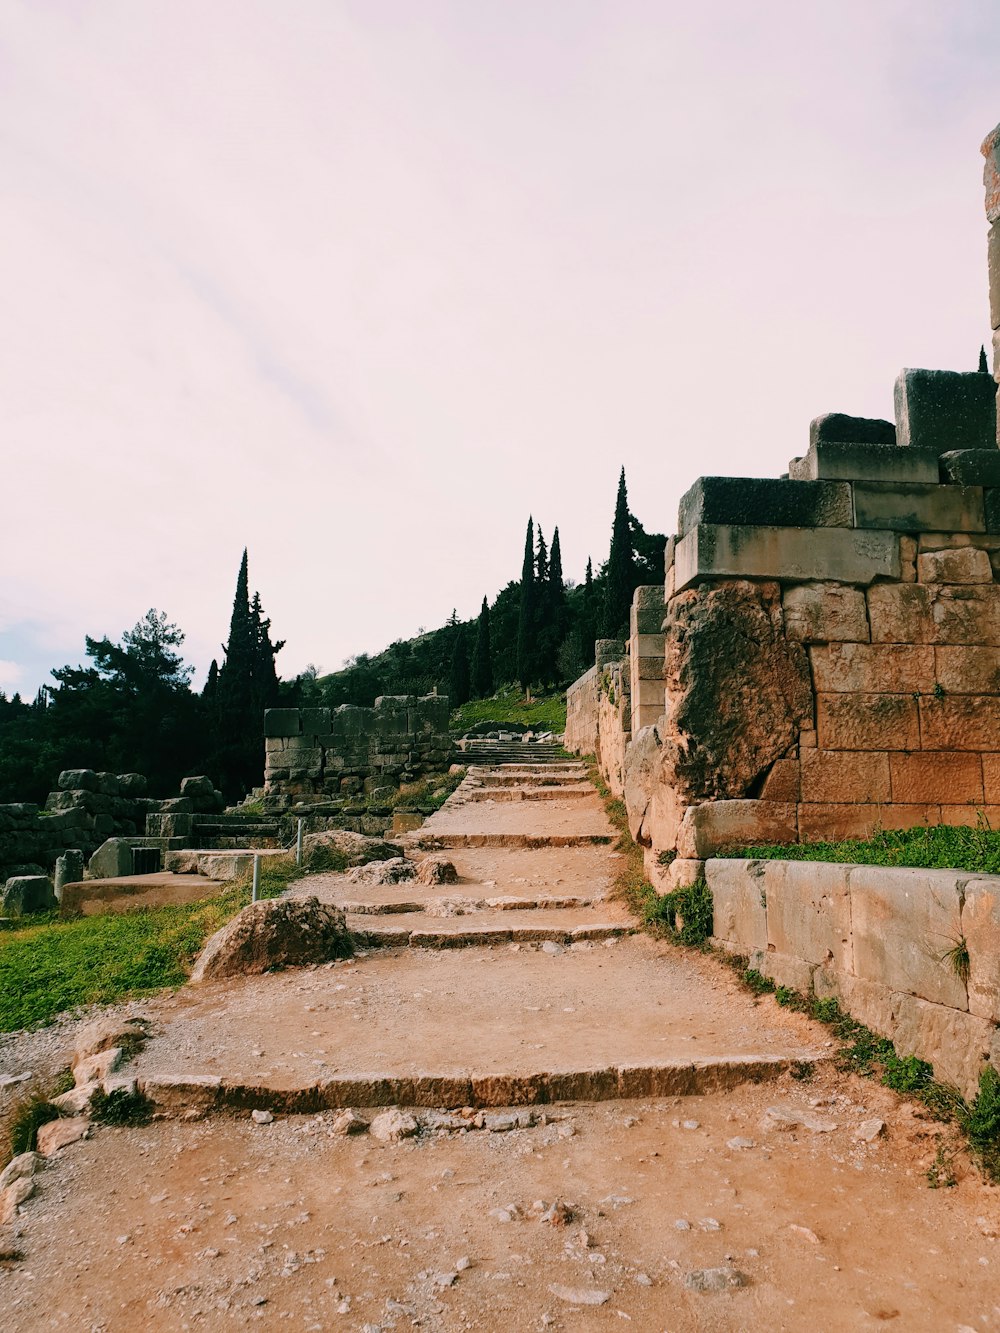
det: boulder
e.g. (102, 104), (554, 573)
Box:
(94, 772), (120, 795)
(87, 838), (133, 880)
(369, 1108), (418, 1142)
(346, 858), (416, 885)
(180, 775), (215, 799)
(415, 857), (459, 886)
(301, 830), (403, 870)
(57, 769), (98, 792)
(0, 1153), (40, 1193)
(2, 875), (55, 916)
(0, 1176), (35, 1225)
(623, 723), (663, 845)
(36, 1117), (90, 1157)
(190, 896), (353, 983)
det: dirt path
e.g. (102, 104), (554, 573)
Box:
(3, 762), (1000, 1330)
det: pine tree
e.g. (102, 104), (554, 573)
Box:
(516, 517), (536, 693)
(601, 468), (636, 640)
(981, 344), (990, 373)
(471, 597), (494, 699)
(448, 625), (471, 708)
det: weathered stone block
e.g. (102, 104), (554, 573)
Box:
(595, 639), (624, 669)
(798, 803), (935, 842)
(677, 477), (853, 537)
(623, 723), (661, 845)
(869, 583), (1000, 645)
(58, 769), (98, 792)
(940, 449), (1000, 486)
(54, 849), (85, 901)
(810, 413), (896, 446)
(919, 694), (1000, 750)
(758, 950), (817, 994)
(704, 859), (768, 951)
(763, 859), (853, 970)
(759, 757), (801, 801)
(816, 693), (920, 750)
(889, 752), (983, 804)
(853, 481), (985, 533)
(179, 775), (215, 799)
(117, 773), (147, 796)
(88, 838), (133, 880)
(789, 443), (939, 484)
(799, 750), (891, 803)
(2, 875), (55, 915)
(917, 545), (993, 583)
(849, 866), (967, 1009)
(674, 525), (899, 591)
(960, 877), (1000, 1023)
(893, 993), (991, 1099)
(94, 772), (119, 796)
(299, 707), (331, 734)
(989, 223), (1000, 330)
(983, 121), (1000, 225)
(809, 642), (934, 694)
(814, 967), (901, 1039)
(782, 582), (869, 643)
(677, 801), (797, 859)
(894, 368), (997, 451)
(145, 813), (193, 838)
(631, 586), (666, 635)
(264, 709), (301, 738)
(983, 754), (1000, 803)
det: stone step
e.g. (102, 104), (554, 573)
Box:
(476, 772), (587, 787)
(412, 832), (615, 849)
(349, 909), (632, 948)
(193, 836), (284, 851)
(466, 785), (593, 803)
(335, 894), (596, 916)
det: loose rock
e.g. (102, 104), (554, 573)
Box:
(684, 1267), (749, 1292)
(36, 1118), (90, 1157)
(190, 896), (352, 983)
(331, 1110), (367, 1136)
(369, 1109), (418, 1143)
(548, 1284), (610, 1306)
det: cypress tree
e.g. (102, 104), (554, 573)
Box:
(535, 528), (548, 584)
(980, 344), (990, 373)
(579, 557), (597, 665)
(448, 625), (471, 708)
(471, 597), (494, 699)
(516, 517), (536, 693)
(601, 468), (635, 640)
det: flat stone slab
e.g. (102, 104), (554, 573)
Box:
(416, 794), (615, 845)
(348, 906), (633, 947)
(60, 873), (218, 916)
(131, 939), (827, 1106)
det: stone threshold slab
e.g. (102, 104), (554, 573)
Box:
(349, 920), (634, 948)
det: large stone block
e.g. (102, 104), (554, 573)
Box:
(798, 802), (935, 842)
(852, 481), (985, 533)
(869, 583), (1000, 646)
(2, 875), (55, 915)
(894, 369), (997, 451)
(677, 801), (797, 859)
(759, 757), (801, 801)
(58, 769), (98, 793)
(889, 752), (983, 804)
(917, 545), (992, 583)
(960, 877), (1000, 1023)
(704, 859), (768, 951)
(810, 413), (896, 446)
(940, 449), (1000, 486)
(813, 967), (901, 1040)
(809, 642), (934, 694)
(799, 750), (891, 803)
(789, 442), (939, 484)
(893, 993), (992, 1099)
(763, 859), (853, 970)
(758, 950), (817, 994)
(623, 723), (662, 845)
(816, 693), (920, 750)
(631, 586), (666, 635)
(87, 838), (133, 880)
(983, 754), (1000, 803)
(849, 866), (967, 1009)
(264, 709), (301, 738)
(919, 694), (1000, 750)
(677, 477), (853, 537)
(782, 583), (869, 643)
(674, 525), (900, 591)
(983, 121), (1000, 225)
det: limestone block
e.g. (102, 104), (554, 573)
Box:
(893, 994), (992, 1099)
(983, 755), (1000, 803)
(989, 223), (1000, 330)
(889, 752), (983, 804)
(917, 546), (993, 583)
(159, 798), (193, 814)
(789, 442), (939, 484)
(145, 813), (193, 838)
(117, 773), (147, 795)
(58, 769), (98, 792)
(87, 838), (133, 879)
(809, 642), (934, 694)
(298, 707), (331, 734)
(759, 757), (801, 802)
(758, 951), (817, 994)
(934, 645), (1000, 694)
(2, 874), (55, 915)
(813, 967), (902, 1040)
(940, 449), (1000, 487)
(960, 877), (1000, 1022)
(704, 859), (768, 951)
(799, 750), (891, 803)
(633, 633), (665, 659)
(763, 859), (853, 969)
(868, 584), (933, 644)
(983, 121), (1000, 225)
(264, 709), (301, 738)
(623, 723), (661, 844)
(595, 639), (624, 669)
(331, 706), (369, 738)
(54, 849), (84, 901)
(782, 582), (869, 643)
(849, 866), (967, 1009)
(631, 586), (666, 635)
(798, 803), (935, 842)
(265, 736), (287, 754)
(853, 481), (985, 533)
(94, 772), (119, 796)
(810, 413), (896, 446)
(674, 525), (899, 592)
(179, 775), (215, 799)
(816, 693), (920, 751)
(919, 695), (1000, 750)
(677, 802), (797, 860)
(677, 477), (853, 537)
(667, 857), (706, 890)
(895, 369), (997, 451)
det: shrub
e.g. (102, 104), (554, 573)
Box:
(89, 1087), (153, 1127)
(9, 1096), (61, 1156)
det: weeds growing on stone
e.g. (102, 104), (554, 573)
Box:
(88, 1087), (153, 1127)
(733, 816), (1000, 875)
(9, 1095), (61, 1156)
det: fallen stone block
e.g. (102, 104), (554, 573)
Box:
(36, 1117), (90, 1157)
(190, 895), (352, 983)
(0, 1177), (35, 1226)
(87, 838), (133, 880)
(0, 1153), (40, 1193)
(1, 875), (55, 916)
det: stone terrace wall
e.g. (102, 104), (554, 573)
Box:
(263, 696), (452, 803)
(708, 857), (1000, 1099)
(565, 638), (633, 791)
(564, 665), (599, 756)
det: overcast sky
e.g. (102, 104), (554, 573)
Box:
(2, 0), (999, 696)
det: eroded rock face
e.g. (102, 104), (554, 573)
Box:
(663, 580), (812, 800)
(190, 896), (352, 983)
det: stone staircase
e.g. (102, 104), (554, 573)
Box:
(188, 814), (283, 850)
(455, 739), (569, 765)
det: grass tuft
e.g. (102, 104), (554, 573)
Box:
(730, 816), (1000, 876)
(9, 1095), (61, 1156)
(89, 1087), (153, 1127)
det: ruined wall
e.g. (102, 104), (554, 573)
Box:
(263, 696), (452, 803)
(708, 857), (999, 1100)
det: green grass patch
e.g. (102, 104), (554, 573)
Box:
(390, 769), (466, 812)
(0, 855), (305, 1033)
(729, 818), (1000, 875)
(450, 686), (567, 734)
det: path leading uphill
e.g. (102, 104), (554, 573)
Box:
(3, 763), (1000, 1331)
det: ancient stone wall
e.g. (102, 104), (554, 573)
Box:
(263, 696), (452, 804)
(564, 666), (600, 756)
(708, 857), (999, 1100)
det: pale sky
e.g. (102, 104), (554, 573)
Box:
(2, 0), (999, 696)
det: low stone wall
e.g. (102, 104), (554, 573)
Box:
(707, 857), (999, 1099)
(263, 697), (452, 803)
(564, 666), (599, 756)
